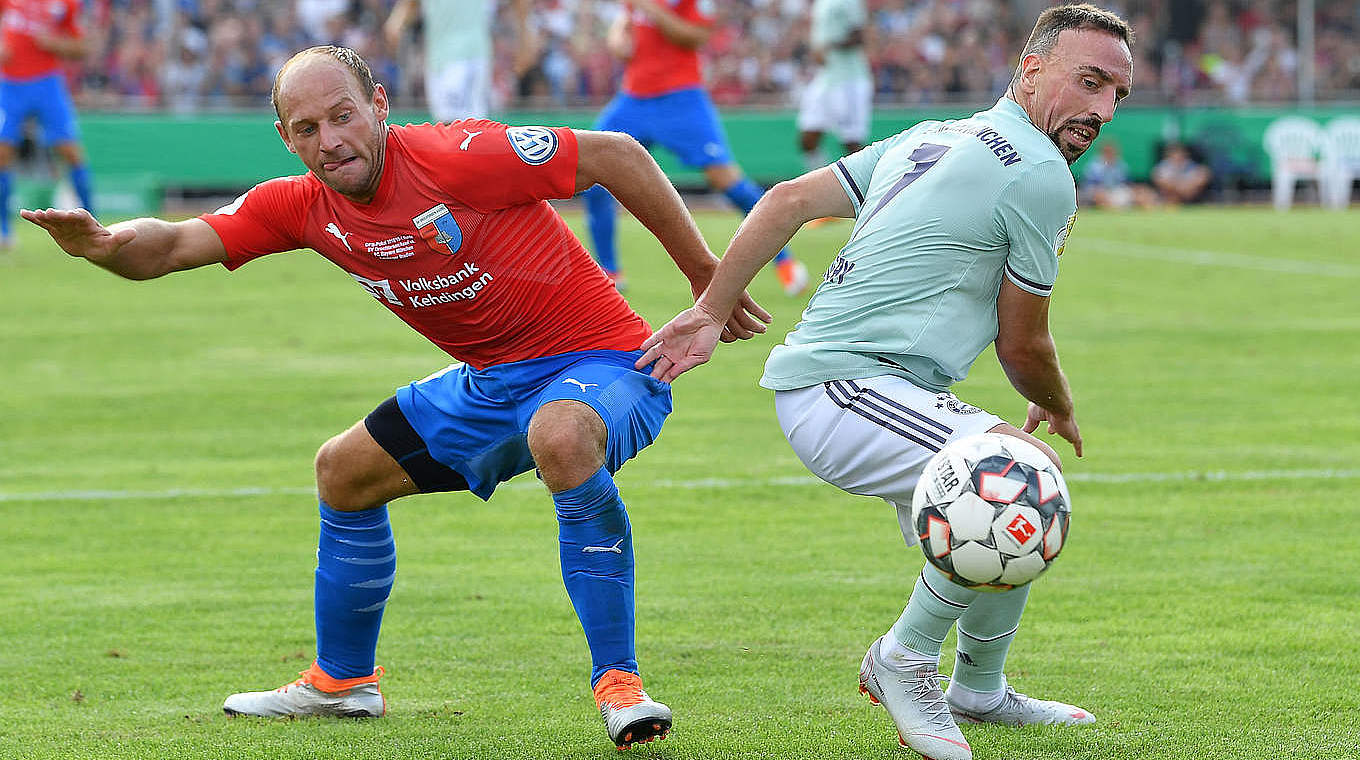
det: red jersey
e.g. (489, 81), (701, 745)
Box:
(622, 0), (715, 97)
(0, 0), (80, 80)
(200, 121), (652, 371)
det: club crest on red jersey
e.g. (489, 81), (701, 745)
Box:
(412, 203), (462, 255)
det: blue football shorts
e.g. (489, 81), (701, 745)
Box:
(0, 74), (80, 145)
(394, 350), (672, 500)
(593, 87), (733, 168)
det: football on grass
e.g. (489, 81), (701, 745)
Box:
(911, 433), (1071, 591)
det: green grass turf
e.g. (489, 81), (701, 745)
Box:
(2, 205), (1358, 759)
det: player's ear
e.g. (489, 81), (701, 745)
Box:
(275, 121), (297, 154)
(372, 83), (390, 123)
(1018, 52), (1043, 94)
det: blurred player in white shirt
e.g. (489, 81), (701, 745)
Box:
(797, 0), (874, 170)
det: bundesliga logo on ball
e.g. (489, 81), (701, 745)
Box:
(911, 433), (1071, 591)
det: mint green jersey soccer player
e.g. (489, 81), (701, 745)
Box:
(639, 6), (1133, 759)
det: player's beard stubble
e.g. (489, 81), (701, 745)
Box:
(317, 124), (388, 202)
(1049, 116), (1102, 165)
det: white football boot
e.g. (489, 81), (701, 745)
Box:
(947, 679), (1095, 726)
(593, 669), (672, 750)
(223, 662), (385, 718)
(859, 636), (972, 760)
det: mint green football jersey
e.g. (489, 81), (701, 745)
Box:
(761, 98), (1079, 393)
(811, 0), (870, 84)
(423, 0), (493, 70)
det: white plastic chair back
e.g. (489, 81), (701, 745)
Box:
(1322, 117), (1360, 209)
(1263, 116), (1325, 210)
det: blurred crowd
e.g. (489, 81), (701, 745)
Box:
(81, 0), (1360, 112)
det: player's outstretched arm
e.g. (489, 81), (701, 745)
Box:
(637, 167), (854, 383)
(382, 0), (418, 50)
(605, 12), (633, 60)
(21, 209), (227, 281)
(575, 129), (769, 341)
(994, 280), (1082, 457)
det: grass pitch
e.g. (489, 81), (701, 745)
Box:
(2, 205), (1358, 760)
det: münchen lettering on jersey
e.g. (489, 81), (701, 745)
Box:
(926, 123), (1022, 166)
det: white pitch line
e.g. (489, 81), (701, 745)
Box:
(1081, 238), (1360, 278)
(2, 469), (1357, 503)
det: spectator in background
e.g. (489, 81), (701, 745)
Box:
(1080, 140), (1158, 209)
(0, 0), (96, 247)
(1151, 142), (1212, 205)
(45, 2), (1360, 117)
(295, 0), (350, 42)
(162, 34), (209, 114)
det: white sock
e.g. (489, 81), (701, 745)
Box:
(945, 678), (1005, 713)
(878, 634), (937, 671)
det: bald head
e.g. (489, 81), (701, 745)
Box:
(271, 45), (390, 203)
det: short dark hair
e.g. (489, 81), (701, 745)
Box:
(271, 46), (377, 121)
(1013, 4), (1134, 81)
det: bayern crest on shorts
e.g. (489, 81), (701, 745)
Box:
(412, 203), (462, 255)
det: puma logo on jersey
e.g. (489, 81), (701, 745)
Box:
(582, 538), (624, 554)
(325, 222), (353, 251)
(562, 378), (598, 392)
(460, 130), (482, 150)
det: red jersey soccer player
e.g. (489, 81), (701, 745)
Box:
(582, 0), (810, 295)
(23, 46), (768, 751)
(0, 0), (94, 247)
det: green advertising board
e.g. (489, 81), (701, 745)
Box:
(37, 104), (1360, 215)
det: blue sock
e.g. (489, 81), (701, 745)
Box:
(69, 165), (94, 213)
(723, 178), (791, 264)
(0, 171), (11, 237)
(554, 466), (636, 687)
(314, 501), (396, 679)
(584, 184), (619, 273)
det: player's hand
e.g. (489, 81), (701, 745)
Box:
(635, 304), (726, 383)
(20, 207), (136, 264)
(512, 30), (541, 77)
(606, 22), (633, 60)
(688, 279), (771, 343)
(1023, 402), (1083, 457)
(719, 291), (771, 342)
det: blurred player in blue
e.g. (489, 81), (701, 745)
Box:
(0, 0), (94, 247)
(585, 0), (809, 295)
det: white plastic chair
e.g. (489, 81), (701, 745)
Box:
(1263, 116), (1326, 210)
(1321, 117), (1360, 209)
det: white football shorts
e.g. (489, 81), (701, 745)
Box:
(774, 377), (1003, 546)
(795, 71), (873, 144)
(425, 57), (492, 122)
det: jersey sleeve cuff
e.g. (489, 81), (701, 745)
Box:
(1004, 262), (1054, 296)
(833, 159), (865, 214)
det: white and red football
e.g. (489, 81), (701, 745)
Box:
(911, 433), (1071, 591)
